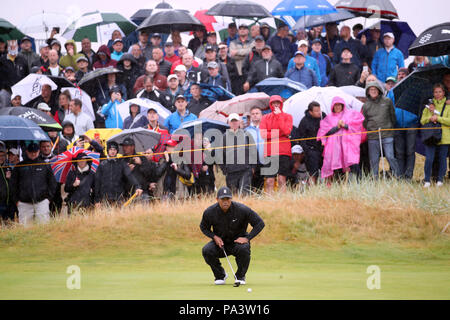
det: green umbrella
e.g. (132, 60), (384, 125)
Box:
(62, 11), (136, 42)
(0, 18), (26, 41)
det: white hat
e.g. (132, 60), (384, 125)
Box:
(8, 148), (20, 155)
(383, 32), (395, 39)
(228, 113), (240, 122)
(167, 74), (178, 81)
(37, 102), (51, 111)
(291, 145), (303, 154)
(174, 64), (187, 72)
(297, 40), (309, 48)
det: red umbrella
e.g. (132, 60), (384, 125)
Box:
(194, 9), (217, 32)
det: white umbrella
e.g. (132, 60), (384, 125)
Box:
(117, 98), (171, 125)
(283, 86), (364, 127)
(18, 12), (69, 40)
(11, 74), (58, 105)
(61, 87), (95, 121)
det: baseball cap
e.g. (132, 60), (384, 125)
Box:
(207, 32), (216, 37)
(76, 56), (89, 63)
(228, 22), (237, 28)
(8, 148), (20, 155)
(262, 44), (272, 51)
(311, 38), (322, 45)
(385, 76), (397, 83)
(297, 40), (309, 48)
(207, 61), (218, 69)
(164, 42), (174, 47)
(291, 145), (303, 154)
(165, 139), (178, 147)
(21, 36), (32, 43)
(254, 35), (264, 42)
(64, 66), (75, 72)
(205, 44), (215, 52)
(37, 102), (51, 111)
(152, 33), (161, 38)
(383, 32), (395, 39)
(174, 64), (187, 72)
(294, 51), (305, 57)
(113, 38), (123, 45)
(217, 186), (232, 199)
(260, 22), (270, 29)
(110, 85), (122, 94)
(218, 43), (228, 49)
(167, 74), (178, 81)
(121, 138), (135, 146)
(228, 113), (240, 122)
(238, 24), (248, 29)
(26, 142), (39, 152)
(175, 94), (186, 101)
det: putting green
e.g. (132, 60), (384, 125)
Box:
(0, 243), (448, 300)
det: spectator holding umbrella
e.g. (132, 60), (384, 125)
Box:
(421, 83), (450, 188)
(97, 72), (127, 106)
(408, 56), (430, 74)
(317, 96), (365, 183)
(372, 33), (405, 83)
(260, 95), (293, 193)
(285, 51), (318, 89)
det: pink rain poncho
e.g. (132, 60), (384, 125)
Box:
(317, 96), (365, 179)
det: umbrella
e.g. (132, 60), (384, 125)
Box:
(0, 18), (26, 41)
(339, 85), (366, 99)
(67, 128), (122, 150)
(409, 22), (450, 57)
(0, 115), (50, 141)
(335, 0), (399, 20)
(283, 86), (364, 127)
(185, 83), (235, 103)
(130, 9), (154, 25)
(77, 67), (122, 100)
(206, 0), (273, 19)
(61, 87), (96, 121)
(50, 146), (100, 184)
(137, 9), (205, 33)
(0, 107), (62, 131)
(108, 128), (161, 153)
(194, 10), (218, 33)
(18, 12), (69, 40)
(272, 0), (336, 21)
(117, 98), (171, 125)
(393, 65), (450, 117)
(47, 76), (75, 89)
(199, 92), (270, 123)
(293, 9), (356, 30)
(11, 74), (58, 105)
(255, 77), (307, 99)
(173, 119), (230, 137)
(63, 11), (137, 43)
(357, 20), (416, 58)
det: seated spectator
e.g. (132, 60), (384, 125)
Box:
(107, 30), (125, 54)
(30, 83), (58, 113)
(164, 95), (197, 134)
(64, 98), (94, 136)
(60, 121), (78, 145)
(63, 66), (77, 84)
(243, 45), (284, 92)
(174, 64), (192, 93)
(79, 37), (96, 70)
(408, 56), (430, 74)
(285, 51), (318, 89)
(317, 97), (365, 182)
(43, 49), (63, 76)
(327, 47), (361, 87)
(129, 43), (146, 71)
(199, 44), (231, 89)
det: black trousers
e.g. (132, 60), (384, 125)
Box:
(202, 240), (251, 280)
(226, 169), (252, 196)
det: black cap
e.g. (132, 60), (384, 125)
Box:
(110, 85), (122, 94)
(228, 22), (236, 28)
(311, 38), (322, 45)
(107, 141), (119, 150)
(341, 46), (352, 53)
(21, 36), (32, 43)
(254, 35), (264, 42)
(27, 142), (39, 152)
(121, 138), (135, 146)
(207, 32), (216, 37)
(205, 44), (215, 52)
(164, 41), (173, 47)
(238, 24), (248, 29)
(217, 186), (232, 199)
(152, 33), (161, 38)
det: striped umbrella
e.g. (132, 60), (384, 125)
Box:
(0, 18), (26, 41)
(62, 11), (137, 43)
(50, 146), (100, 183)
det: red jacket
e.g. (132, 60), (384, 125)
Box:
(260, 95), (293, 157)
(92, 45), (117, 69)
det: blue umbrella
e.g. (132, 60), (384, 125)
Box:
(272, 0), (337, 27)
(173, 118), (230, 137)
(184, 83), (235, 103)
(0, 115), (50, 141)
(357, 20), (416, 58)
(255, 77), (307, 99)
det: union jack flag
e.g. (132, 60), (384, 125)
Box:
(50, 147), (100, 183)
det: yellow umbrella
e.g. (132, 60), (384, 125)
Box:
(67, 128), (122, 151)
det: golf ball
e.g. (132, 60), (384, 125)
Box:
(247, 288), (252, 293)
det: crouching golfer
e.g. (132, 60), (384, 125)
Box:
(200, 187), (265, 285)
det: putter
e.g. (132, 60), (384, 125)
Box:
(222, 247), (240, 287)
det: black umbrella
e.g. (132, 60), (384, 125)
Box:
(137, 9), (205, 33)
(77, 67), (122, 98)
(0, 115), (50, 141)
(409, 22), (450, 57)
(206, 0), (272, 19)
(130, 9), (153, 25)
(0, 107), (62, 131)
(393, 65), (450, 116)
(293, 9), (355, 30)
(47, 75), (76, 88)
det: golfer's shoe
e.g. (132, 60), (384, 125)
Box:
(214, 273), (228, 285)
(235, 278), (246, 285)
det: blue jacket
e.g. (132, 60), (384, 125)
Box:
(164, 109), (197, 134)
(287, 55), (321, 86)
(285, 66), (318, 89)
(267, 35), (294, 69)
(245, 124), (265, 164)
(372, 46), (405, 83)
(309, 51), (332, 87)
(101, 99), (124, 129)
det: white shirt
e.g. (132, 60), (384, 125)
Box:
(64, 112), (94, 136)
(49, 66), (60, 76)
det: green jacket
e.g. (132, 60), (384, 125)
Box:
(362, 81), (396, 140)
(59, 40), (84, 71)
(420, 97), (450, 145)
